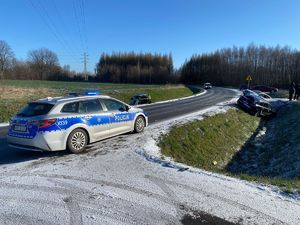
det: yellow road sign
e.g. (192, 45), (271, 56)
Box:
(246, 75), (252, 81)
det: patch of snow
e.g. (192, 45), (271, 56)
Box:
(0, 122), (9, 127)
(137, 96), (300, 203)
(0, 92), (299, 225)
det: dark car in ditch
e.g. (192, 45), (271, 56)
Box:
(237, 90), (276, 117)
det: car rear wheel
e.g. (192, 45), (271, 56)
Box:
(134, 116), (145, 133)
(67, 128), (88, 154)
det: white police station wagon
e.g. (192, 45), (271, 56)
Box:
(7, 92), (148, 153)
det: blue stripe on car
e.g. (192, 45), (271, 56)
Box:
(8, 112), (143, 138)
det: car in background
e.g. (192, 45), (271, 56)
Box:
(130, 94), (152, 105)
(204, 83), (212, 89)
(237, 89), (276, 117)
(251, 85), (278, 93)
(7, 92), (148, 153)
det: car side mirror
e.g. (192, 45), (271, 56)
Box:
(119, 105), (130, 112)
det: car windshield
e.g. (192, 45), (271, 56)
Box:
(17, 103), (54, 117)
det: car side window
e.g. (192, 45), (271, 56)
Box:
(61, 102), (79, 113)
(102, 99), (127, 112)
(79, 100), (103, 113)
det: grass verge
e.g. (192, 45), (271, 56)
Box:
(159, 105), (300, 194)
(0, 80), (202, 122)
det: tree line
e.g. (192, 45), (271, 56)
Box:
(2, 39), (300, 88)
(0, 40), (90, 81)
(180, 44), (300, 88)
(96, 52), (174, 84)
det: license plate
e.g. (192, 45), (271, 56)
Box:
(13, 124), (27, 132)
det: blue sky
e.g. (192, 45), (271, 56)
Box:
(1, 0), (300, 73)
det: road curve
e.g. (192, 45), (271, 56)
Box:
(144, 87), (237, 123)
(0, 87), (236, 135)
(0, 88), (299, 225)
(0, 87), (237, 165)
(0, 87), (237, 168)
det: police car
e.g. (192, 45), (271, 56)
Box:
(7, 92), (148, 153)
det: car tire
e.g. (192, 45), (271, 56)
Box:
(67, 128), (88, 154)
(134, 116), (145, 133)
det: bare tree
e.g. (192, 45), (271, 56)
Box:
(0, 40), (15, 79)
(27, 48), (59, 80)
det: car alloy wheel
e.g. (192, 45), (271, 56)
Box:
(67, 129), (88, 153)
(134, 116), (145, 133)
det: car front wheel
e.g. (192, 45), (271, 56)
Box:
(134, 116), (145, 133)
(67, 128), (88, 154)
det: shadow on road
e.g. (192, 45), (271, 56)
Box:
(0, 137), (67, 166)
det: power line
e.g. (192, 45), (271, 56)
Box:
(36, 0), (79, 57)
(51, 0), (83, 55)
(73, 0), (85, 53)
(27, 0), (79, 64)
(27, 0), (91, 72)
(79, 0), (88, 53)
(73, 0), (90, 75)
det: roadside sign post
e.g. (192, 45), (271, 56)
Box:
(246, 75), (252, 88)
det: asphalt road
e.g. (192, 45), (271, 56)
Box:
(0, 87), (237, 164)
(142, 87), (237, 123)
(0, 87), (299, 225)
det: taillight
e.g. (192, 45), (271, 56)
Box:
(38, 119), (57, 129)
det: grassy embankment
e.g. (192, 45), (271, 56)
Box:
(0, 80), (201, 122)
(159, 104), (300, 194)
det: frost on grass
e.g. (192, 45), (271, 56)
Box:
(227, 100), (300, 179)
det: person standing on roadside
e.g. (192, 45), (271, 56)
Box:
(289, 82), (295, 101)
(294, 83), (300, 100)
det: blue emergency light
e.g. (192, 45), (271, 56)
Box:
(84, 90), (101, 96)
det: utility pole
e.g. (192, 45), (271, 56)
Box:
(82, 52), (88, 81)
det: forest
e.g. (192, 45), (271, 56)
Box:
(180, 44), (300, 88)
(96, 52), (174, 84)
(1, 39), (300, 88)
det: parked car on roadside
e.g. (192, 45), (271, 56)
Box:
(251, 85), (278, 93)
(204, 83), (212, 89)
(130, 94), (152, 105)
(7, 92), (148, 154)
(237, 89), (276, 117)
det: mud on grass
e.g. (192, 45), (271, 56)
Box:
(159, 104), (300, 194)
